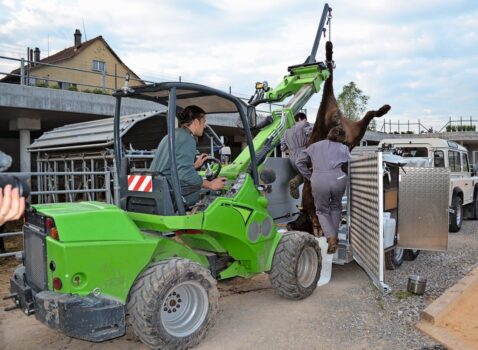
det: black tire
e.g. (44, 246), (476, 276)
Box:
(449, 195), (463, 233)
(403, 249), (420, 261)
(127, 258), (219, 350)
(472, 188), (478, 219)
(269, 231), (321, 299)
(385, 247), (404, 270)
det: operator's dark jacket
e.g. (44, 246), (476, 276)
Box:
(150, 127), (203, 206)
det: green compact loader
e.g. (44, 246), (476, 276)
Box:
(8, 4), (333, 349)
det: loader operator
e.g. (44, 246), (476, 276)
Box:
(150, 105), (226, 206)
(280, 112), (312, 199)
(296, 126), (350, 254)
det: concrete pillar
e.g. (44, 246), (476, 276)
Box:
(19, 130), (31, 172)
(9, 118), (41, 172)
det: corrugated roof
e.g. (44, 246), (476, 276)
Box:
(28, 110), (164, 151)
(28, 108), (256, 152)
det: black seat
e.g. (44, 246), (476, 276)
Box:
(119, 173), (176, 215)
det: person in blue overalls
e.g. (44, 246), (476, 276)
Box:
(296, 126), (350, 254)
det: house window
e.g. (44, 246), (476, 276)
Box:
(92, 60), (105, 72)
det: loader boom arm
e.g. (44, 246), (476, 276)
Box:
(221, 3), (331, 178)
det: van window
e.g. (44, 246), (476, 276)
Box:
(400, 147), (428, 157)
(448, 151), (462, 172)
(463, 153), (470, 172)
(434, 151), (445, 167)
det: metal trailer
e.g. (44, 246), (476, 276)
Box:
(343, 151), (448, 292)
(264, 151), (449, 293)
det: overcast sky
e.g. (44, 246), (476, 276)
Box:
(1, 0), (477, 131)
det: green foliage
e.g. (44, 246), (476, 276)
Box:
(82, 88), (92, 93)
(35, 81), (48, 88)
(92, 88), (105, 94)
(394, 290), (413, 300)
(68, 85), (78, 92)
(447, 125), (476, 132)
(50, 83), (60, 89)
(337, 81), (370, 121)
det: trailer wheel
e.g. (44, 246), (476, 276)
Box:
(449, 195), (463, 232)
(269, 231), (321, 299)
(403, 249), (420, 261)
(385, 247), (404, 270)
(127, 258), (218, 350)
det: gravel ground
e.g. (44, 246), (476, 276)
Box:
(369, 219), (478, 349)
(0, 220), (477, 349)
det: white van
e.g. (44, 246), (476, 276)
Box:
(379, 138), (478, 232)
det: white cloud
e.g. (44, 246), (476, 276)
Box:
(0, 0), (477, 131)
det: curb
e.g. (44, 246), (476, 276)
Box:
(416, 266), (478, 350)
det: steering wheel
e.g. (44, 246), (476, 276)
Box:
(202, 157), (222, 181)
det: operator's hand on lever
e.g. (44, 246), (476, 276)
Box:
(194, 153), (209, 170)
(204, 177), (227, 191)
(0, 185), (25, 226)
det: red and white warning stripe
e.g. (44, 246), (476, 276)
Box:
(128, 175), (153, 192)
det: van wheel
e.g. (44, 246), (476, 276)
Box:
(473, 188), (478, 219)
(385, 247), (404, 270)
(403, 249), (420, 261)
(449, 196), (463, 232)
(127, 258), (218, 350)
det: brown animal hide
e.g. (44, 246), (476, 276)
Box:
(289, 41), (391, 235)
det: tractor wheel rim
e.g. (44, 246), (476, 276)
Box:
(161, 281), (209, 337)
(394, 247), (404, 261)
(297, 246), (319, 287)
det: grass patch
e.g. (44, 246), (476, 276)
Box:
(394, 290), (413, 300)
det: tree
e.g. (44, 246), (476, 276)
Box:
(337, 81), (370, 122)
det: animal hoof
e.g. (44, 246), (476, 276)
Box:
(376, 105), (391, 117)
(289, 179), (300, 199)
(327, 236), (338, 254)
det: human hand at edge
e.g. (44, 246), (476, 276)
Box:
(194, 153), (209, 170)
(206, 177), (227, 191)
(0, 185), (26, 226)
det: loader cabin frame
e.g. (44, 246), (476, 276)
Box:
(112, 82), (260, 214)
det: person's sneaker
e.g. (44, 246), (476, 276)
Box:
(289, 179), (300, 199)
(327, 236), (338, 254)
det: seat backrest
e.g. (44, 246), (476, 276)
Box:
(119, 173), (175, 215)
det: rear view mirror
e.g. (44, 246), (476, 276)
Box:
(471, 164), (477, 176)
